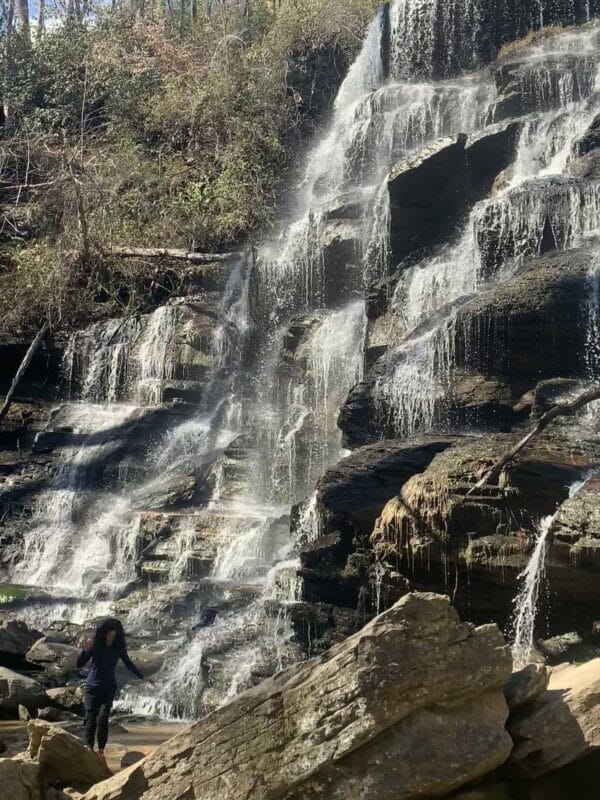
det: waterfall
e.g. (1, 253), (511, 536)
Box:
(375, 28), (600, 438)
(584, 256), (600, 381)
(13, 403), (140, 593)
(510, 477), (591, 667)
(7, 4), (600, 722)
(509, 513), (554, 669)
(390, 0), (485, 79)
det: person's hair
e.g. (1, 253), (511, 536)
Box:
(91, 618), (127, 664)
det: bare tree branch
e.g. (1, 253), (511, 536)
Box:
(0, 322), (49, 424)
(465, 385), (600, 497)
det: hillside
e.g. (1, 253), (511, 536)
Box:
(0, 0), (377, 338)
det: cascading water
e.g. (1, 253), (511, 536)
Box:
(375, 24), (600, 439)
(584, 255), (600, 381)
(6, 2), (600, 723)
(509, 477), (591, 668)
(509, 513), (555, 669)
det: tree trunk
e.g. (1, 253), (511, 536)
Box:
(0, 322), (49, 424)
(104, 246), (242, 262)
(2, 0), (16, 124)
(17, 0), (29, 37)
(37, 0), (45, 37)
(465, 385), (600, 497)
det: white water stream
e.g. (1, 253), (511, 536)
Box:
(510, 477), (591, 668)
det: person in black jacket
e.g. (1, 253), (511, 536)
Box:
(77, 618), (153, 760)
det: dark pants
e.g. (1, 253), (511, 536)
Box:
(84, 686), (115, 750)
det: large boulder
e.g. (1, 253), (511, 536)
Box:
(28, 720), (111, 789)
(0, 758), (40, 800)
(45, 686), (84, 715)
(508, 659), (600, 777)
(0, 667), (47, 715)
(25, 640), (80, 680)
(81, 593), (513, 800)
(0, 620), (42, 662)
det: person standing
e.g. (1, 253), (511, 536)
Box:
(77, 618), (153, 761)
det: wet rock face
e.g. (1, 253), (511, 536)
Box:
(551, 474), (600, 572)
(573, 112), (600, 157)
(299, 438), (455, 609)
(81, 594), (513, 800)
(388, 124), (521, 266)
(389, 0), (600, 80)
(455, 249), (592, 381)
(491, 53), (598, 120)
(370, 431), (599, 632)
(341, 247), (595, 450)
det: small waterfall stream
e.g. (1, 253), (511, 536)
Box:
(510, 477), (592, 667)
(5, 1), (600, 720)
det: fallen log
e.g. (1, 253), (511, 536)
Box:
(0, 321), (49, 424)
(105, 247), (242, 263)
(465, 385), (600, 497)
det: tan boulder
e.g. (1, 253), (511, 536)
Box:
(82, 593), (513, 800)
(508, 658), (600, 777)
(28, 720), (111, 789)
(45, 686), (84, 714)
(0, 666), (48, 714)
(503, 663), (550, 712)
(0, 757), (40, 800)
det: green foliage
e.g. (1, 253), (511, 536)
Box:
(0, 0), (379, 336)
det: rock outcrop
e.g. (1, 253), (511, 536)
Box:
(508, 659), (600, 777)
(28, 720), (112, 789)
(81, 593), (513, 800)
(0, 667), (47, 716)
(388, 124), (521, 265)
(299, 438), (455, 608)
(369, 430), (599, 632)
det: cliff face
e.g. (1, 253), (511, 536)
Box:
(298, 13), (600, 657)
(386, 0), (600, 79)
